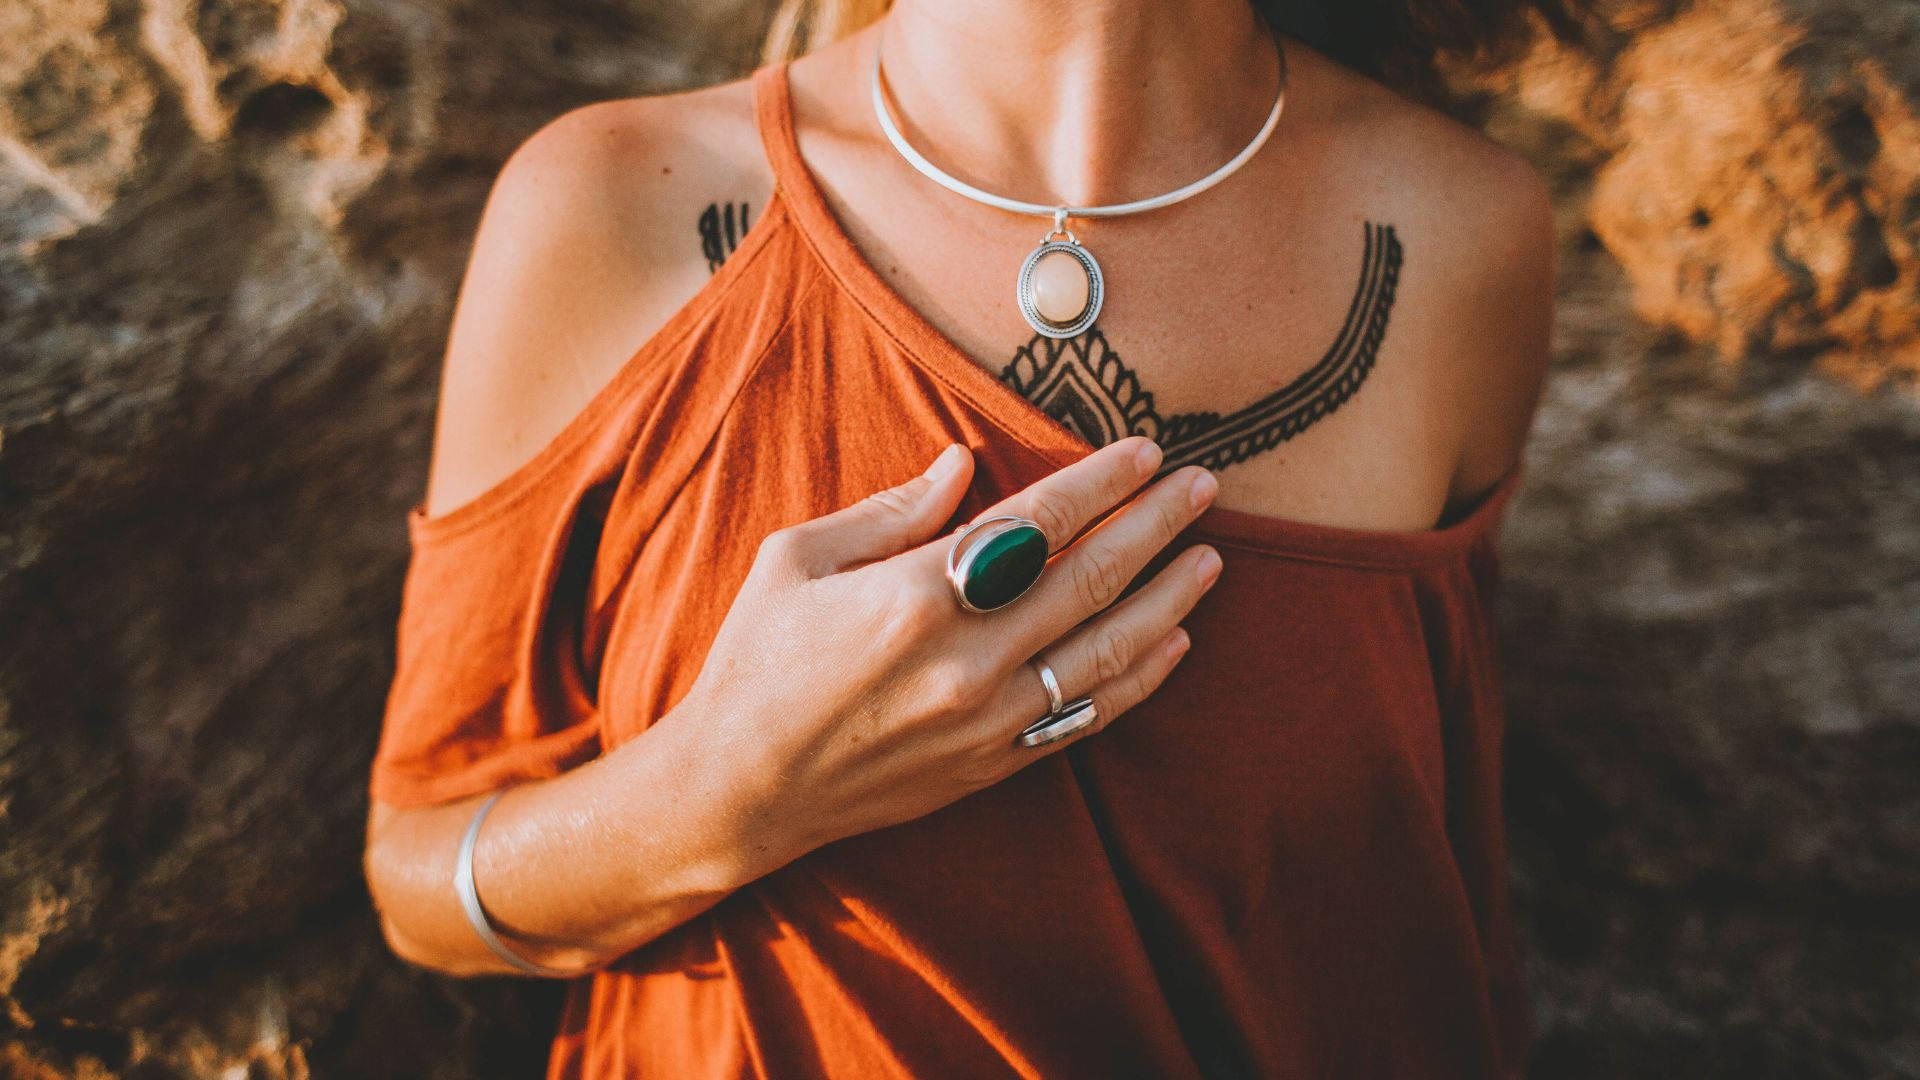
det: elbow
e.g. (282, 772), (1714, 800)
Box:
(368, 879), (496, 978)
(373, 911), (488, 978)
(364, 841), (429, 971)
(374, 909), (438, 973)
(363, 823), (480, 977)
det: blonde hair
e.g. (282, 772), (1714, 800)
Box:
(760, 0), (892, 64)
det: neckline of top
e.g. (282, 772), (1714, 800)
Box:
(749, 59), (1522, 571)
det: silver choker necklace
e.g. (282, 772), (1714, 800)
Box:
(869, 28), (1289, 339)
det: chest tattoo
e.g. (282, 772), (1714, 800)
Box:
(698, 201), (754, 273)
(698, 206), (1401, 477)
(998, 221), (1401, 475)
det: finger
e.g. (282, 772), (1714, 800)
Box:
(1029, 542), (1220, 711)
(897, 436), (1163, 578)
(1007, 623), (1193, 755)
(990, 463), (1217, 657)
(785, 442), (974, 577)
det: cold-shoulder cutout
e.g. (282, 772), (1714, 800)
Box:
(405, 194), (788, 546)
(409, 88), (783, 543)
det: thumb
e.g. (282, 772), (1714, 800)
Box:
(797, 442), (972, 576)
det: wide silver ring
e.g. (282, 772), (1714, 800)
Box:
(946, 515), (1049, 613)
(1031, 658), (1064, 716)
(1015, 695), (1099, 748)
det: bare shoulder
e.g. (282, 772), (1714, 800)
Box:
(1289, 43), (1554, 503)
(1421, 129), (1553, 504)
(1394, 99), (1553, 504)
(420, 76), (773, 520)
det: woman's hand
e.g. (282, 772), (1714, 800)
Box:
(669, 436), (1221, 864)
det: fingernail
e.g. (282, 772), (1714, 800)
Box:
(1194, 545), (1222, 587)
(1167, 626), (1191, 658)
(1133, 439), (1162, 475)
(1189, 469), (1218, 512)
(924, 443), (964, 481)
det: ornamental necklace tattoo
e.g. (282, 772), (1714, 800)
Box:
(699, 206), (1401, 476)
(1002, 221), (1401, 474)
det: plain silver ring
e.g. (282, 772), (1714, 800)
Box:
(1015, 695), (1099, 748)
(1031, 657), (1064, 716)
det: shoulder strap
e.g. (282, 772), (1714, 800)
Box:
(750, 60), (801, 193)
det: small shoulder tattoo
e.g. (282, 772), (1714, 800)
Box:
(998, 221), (1402, 476)
(699, 201), (754, 273)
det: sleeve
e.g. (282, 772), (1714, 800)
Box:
(369, 491), (606, 808)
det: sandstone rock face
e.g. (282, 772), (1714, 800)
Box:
(0, 1), (764, 1076)
(1450, 0), (1920, 1074)
(0, 0), (1914, 1077)
(1478, 0), (1920, 388)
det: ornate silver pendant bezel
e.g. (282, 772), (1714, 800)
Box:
(1016, 239), (1104, 339)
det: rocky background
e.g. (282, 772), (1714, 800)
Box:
(0, 0), (1913, 1076)
(1447, 2), (1920, 1075)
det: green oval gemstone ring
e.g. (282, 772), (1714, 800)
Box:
(945, 515), (1050, 613)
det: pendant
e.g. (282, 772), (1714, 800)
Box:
(1016, 209), (1104, 339)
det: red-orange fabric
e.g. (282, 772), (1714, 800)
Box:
(372, 58), (1533, 1079)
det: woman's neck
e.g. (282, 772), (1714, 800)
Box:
(871, 0), (1282, 209)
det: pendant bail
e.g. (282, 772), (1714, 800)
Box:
(1045, 206), (1076, 245)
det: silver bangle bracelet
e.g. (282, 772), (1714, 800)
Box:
(454, 788), (579, 978)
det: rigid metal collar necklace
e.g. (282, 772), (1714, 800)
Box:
(868, 28), (1288, 339)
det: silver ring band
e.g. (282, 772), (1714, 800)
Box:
(1015, 695), (1099, 748)
(1031, 658), (1064, 716)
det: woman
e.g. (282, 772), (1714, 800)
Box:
(363, 0), (1557, 1074)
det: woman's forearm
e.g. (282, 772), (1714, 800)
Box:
(363, 704), (798, 977)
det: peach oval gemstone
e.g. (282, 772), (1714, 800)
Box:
(1030, 249), (1090, 325)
